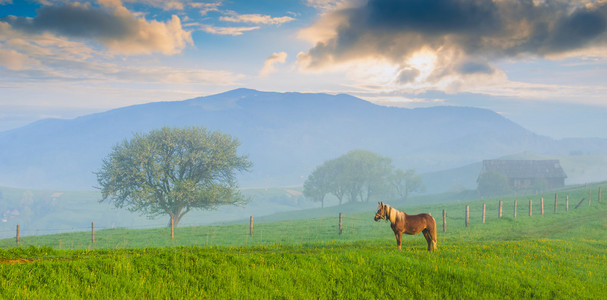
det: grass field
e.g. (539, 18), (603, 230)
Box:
(1, 184), (606, 298)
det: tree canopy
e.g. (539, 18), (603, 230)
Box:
(96, 127), (252, 227)
(303, 149), (423, 206)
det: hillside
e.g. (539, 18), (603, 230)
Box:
(1, 184), (605, 298)
(1, 88), (607, 190)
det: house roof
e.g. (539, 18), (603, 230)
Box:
(480, 160), (567, 179)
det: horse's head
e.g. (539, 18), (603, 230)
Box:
(374, 202), (387, 221)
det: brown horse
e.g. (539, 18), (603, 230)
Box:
(374, 202), (437, 251)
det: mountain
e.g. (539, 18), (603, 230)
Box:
(1, 88), (606, 190)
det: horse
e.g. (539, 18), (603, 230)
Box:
(374, 202), (437, 251)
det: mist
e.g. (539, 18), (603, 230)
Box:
(2, 89), (607, 238)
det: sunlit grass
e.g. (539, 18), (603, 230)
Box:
(0, 184), (605, 298)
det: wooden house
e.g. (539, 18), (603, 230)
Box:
(479, 160), (567, 190)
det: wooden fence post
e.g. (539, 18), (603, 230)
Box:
(554, 193), (558, 214)
(92, 221), (95, 243)
(339, 213), (343, 235)
(514, 200), (517, 218)
(250, 216), (254, 236)
(465, 205), (469, 227)
(599, 187), (602, 203)
(529, 200), (532, 216)
(499, 200), (503, 218)
(482, 204), (486, 223)
(541, 197), (544, 216)
(16, 224), (20, 246)
(171, 219), (174, 239)
(566, 195), (569, 211)
(588, 189), (591, 206)
(442, 209), (447, 232)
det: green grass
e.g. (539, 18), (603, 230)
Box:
(1, 184), (606, 298)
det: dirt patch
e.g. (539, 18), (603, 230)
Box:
(0, 258), (38, 265)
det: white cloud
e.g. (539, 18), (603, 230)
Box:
(0, 48), (39, 70)
(108, 65), (245, 85)
(199, 24), (260, 36)
(191, 1), (222, 15)
(259, 52), (287, 76)
(220, 11), (295, 25)
(304, 0), (356, 11)
(122, 0), (186, 10)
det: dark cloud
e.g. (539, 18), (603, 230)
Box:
(363, 0), (500, 35)
(300, 0), (607, 73)
(397, 68), (419, 83)
(457, 61), (494, 75)
(2, 2), (192, 55)
(5, 3), (135, 39)
(548, 5), (607, 53)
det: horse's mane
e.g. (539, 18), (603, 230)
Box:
(384, 203), (400, 223)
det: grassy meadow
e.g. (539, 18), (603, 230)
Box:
(0, 183), (606, 298)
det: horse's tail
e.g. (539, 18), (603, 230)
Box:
(429, 215), (438, 250)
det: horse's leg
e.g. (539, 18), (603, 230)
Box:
(395, 232), (403, 250)
(431, 222), (438, 251)
(423, 229), (432, 251)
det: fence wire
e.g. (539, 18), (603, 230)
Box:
(0, 189), (602, 250)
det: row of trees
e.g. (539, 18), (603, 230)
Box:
(96, 127), (421, 227)
(303, 150), (423, 207)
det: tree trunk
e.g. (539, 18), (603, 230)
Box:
(168, 215), (183, 228)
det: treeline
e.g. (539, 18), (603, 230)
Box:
(303, 150), (423, 207)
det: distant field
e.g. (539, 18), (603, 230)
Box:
(1, 184), (605, 298)
(0, 186), (314, 239)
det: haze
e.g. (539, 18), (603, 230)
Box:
(2, 0), (607, 238)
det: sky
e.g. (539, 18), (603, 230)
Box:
(1, 0), (607, 138)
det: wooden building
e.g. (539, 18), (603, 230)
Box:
(479, 160), (567, 190)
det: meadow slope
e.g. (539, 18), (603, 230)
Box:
(1, 184), (606, 298)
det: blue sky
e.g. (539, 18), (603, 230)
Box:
(1, 0), (606, 138)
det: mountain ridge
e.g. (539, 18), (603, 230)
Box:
(1, 88), (606, 190)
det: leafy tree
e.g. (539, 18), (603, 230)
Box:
(338, 150), (393, 203)
(390, 169), (424, 201)
(303, 149), (404, 206)
(303, 163), (332, 208)
(477, 171), (511, 197)
(96, 127), (252, 227)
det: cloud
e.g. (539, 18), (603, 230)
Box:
(199, 24), (260, 36)
(107, 65), (245, 85)
(260, 52), (287, 76)
(304, 0), (355, 11)
(0, 15), (243, 86)
(191, 1), (222, 15)
(0, 48), (39, 70)
(123, 0), (186, 10)
(3, 1), (192, 55)
(297, 0), (607, 83)
(220, 11), (295, 25)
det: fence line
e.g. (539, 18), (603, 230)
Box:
(2, 187), (603, 248)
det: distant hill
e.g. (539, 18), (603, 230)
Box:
(1, 88), (606, 190)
